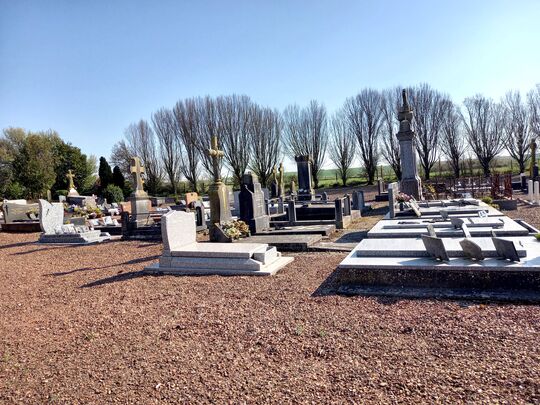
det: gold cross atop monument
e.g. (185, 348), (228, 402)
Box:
(130, 157), (147, 197)
(66, 169), (76, 191)
(207, 135), (224, 182)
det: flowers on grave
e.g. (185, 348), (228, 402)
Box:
(221, 220), (250, 240)
(68, 205), (103, 219)
(396, 192), (412, 203)
(25, 208), (39, 220)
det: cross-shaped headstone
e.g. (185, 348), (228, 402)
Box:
(66, 169), (76, 190)
(207, 135), (224, 182)
(130, 157), (146, 193)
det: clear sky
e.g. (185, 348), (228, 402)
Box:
(1, 0), (539, 164)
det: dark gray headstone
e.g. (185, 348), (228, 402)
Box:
(460, 239), (484, 261)
(239, 173), (270, 234)
(421, 235), (449, 262)
(295, 155), (315, 201)
(492, 237), (520, 262)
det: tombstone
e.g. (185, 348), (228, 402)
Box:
(38, 200), (64, 234)
(185, 192), (199, 206)
(207, 135), (232, 242)
(492, 236), (520, 262)
(232, 191), (241, 216)
(396, 90), (422, 200)
(38, 199), (110, 244)
(129, 157), (152, 227)
(421, 235), (449, 261)
(269, 166), (279, 199)
(145, 210), (293, 276)
(278, 162), (285, 197)
(352, 190), (368, 213)
(459, 239), (484, 261)
(295, 155), (315, 201)
(377, 179), (385, 195)
(239, 172), (270, 234)
(290, 180), (297, 198)
(387, 182), (397, 218)
(535, 181), (540, 205)
(287, 200), (297, 225)
(321, 192), (328, 202)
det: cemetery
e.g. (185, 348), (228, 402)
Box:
(2, 84), (540, 403)
(2, 0), (540, 397)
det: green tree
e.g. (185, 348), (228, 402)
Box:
(0, 127), (27, 197)
(112, 165), (125, 189)
(12, 134), (56, 198)
(98, 157), (113, 192)
(103, 184), (124, 203)
(50, 135), (91, 194)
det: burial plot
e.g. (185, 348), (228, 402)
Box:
(1, 200), (41, 232)
(145, 211), (294, 276)
(38, 200), (111, 244)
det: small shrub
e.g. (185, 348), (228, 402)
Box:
(481, 196), (493, 205)
(103, 184), (124, 203)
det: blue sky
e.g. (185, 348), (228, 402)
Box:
(1, 0), (539, 165)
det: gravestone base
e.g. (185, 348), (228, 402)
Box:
(400, 177), (423, 201)
(39, 230), (111, 244)
(130, 197), (152, 228)
(209, 223), (233, 243)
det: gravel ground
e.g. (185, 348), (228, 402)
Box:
(1, 195), (540, 403)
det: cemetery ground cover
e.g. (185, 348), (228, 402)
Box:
(1, 197), (540, 403)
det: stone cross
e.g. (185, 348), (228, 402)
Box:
(208, 135), (224, 182)
(130, 157), (146, 194)
(66, 169), (76, 190)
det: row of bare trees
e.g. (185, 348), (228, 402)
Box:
(329, 83), (540, 185)
(111, 84), (540, 194)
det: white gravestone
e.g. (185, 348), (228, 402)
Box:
(38, 199), (64, 234)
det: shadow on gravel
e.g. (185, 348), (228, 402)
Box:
(0, 241), (35, 249)
(12, 244), (84, 255)
(80, 270), (150, 288)
(47, 254), (160, 277)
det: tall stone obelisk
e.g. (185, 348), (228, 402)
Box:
(396, 89), (422, 200)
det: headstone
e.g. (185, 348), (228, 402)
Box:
(295, 155), (315, 201)
(288, 200), (297, 225)
(492, 237), (520, 262)
(322, 192), (328, 202)
(377, 179), (385, 195)
(459, 239), (484, 261)
(421, 235), (449, 261)
(352, 190), (365, 211)
(290, 181), (297, 198)
(528, 179), (534, 202)
(185, 192), (199, 206)
(387, 182), (397, 218)
(396, 90), (422, 200)
(38, 200), (64, 234)
(278, 162), (285, 197)
(207, 135), (232, 242)
(129, 157), (152, 227)
(535, 181), (540, 205)
(239, 172), (270, 234)
(162, 210), (196, 252)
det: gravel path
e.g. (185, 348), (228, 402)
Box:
(1, 191), (539, 403)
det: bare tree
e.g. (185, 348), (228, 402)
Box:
(216, 95), (253, 186)
(173, 98), (201, 192)
(329, 112), (357, 186)
(124, 119), (163, 194)
(249, 106), (282, 187)
(343, 89), (382, 184)
(528, 84), (540, 138)
(110, 139), (134, 178)
(440, 102), (466, 178)
(380, 88), (402, 180)
(152, 107), (181, 195)
(194, 96), (222, 179)
(283, 100), (328, 188)
(408, 83), (449, 180)
(502, 91), (531, 173)
(461, 95), (505, 176)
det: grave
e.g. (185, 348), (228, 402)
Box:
(295, 155), (315, 201)
(352, 190), (370, 213)
(145, 211), (294, 276)
(38, 200), (110, 244)
(239, 172), (270, 234)
(396, 89), (422, 199)
(375, 179), (389, 201)
(331, 194), (540, 301)
(1, 200), (41, 232)
(207, 135), (232, 242)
